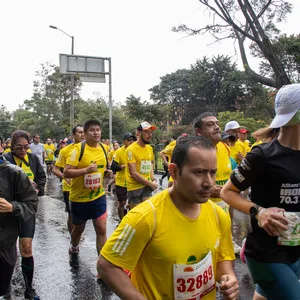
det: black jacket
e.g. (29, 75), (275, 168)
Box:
(4, 152), (46, 196)
(0, 157), (38, 247)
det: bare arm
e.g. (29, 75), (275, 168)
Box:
(128, 163), (158, 190)
(216, 261), (239, 300)
(160, 151), (169, 166)
(221, 179), (289, 236)
(64, 163), (98, 178)
(52, 165), (64, 179)
(97, 256), (146, 300)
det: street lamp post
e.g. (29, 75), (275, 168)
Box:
(49, 25), (75, 131)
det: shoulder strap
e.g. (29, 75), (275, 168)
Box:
(78, 141), (86, 162)
(99, 142), (109, 169)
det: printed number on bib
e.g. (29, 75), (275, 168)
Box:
(140, 160), (151, 174)
(84, 173), (101, 190)
(173, 251), (215, 300)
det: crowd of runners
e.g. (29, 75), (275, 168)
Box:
(0, 83), (300, 300)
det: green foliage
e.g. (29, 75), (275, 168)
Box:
(0, 105), (13, 139)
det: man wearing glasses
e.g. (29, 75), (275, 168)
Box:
(29, 135), (46, 166)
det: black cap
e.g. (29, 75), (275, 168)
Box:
(123, 132), (137, 141)
(221, 131), (235, 141)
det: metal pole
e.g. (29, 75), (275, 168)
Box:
(108, 57), (112, 143)
(70, 36), (75, 130)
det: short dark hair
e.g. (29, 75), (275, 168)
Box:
(171, 136), (214, 174)
(193, 112), (216, 130)
(83, 120), (101, 132)
(72, 125), (83, 135)
(11, 130), (30, 146)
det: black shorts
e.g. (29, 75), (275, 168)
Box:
(19, 215), (36, 239)
(63, 191), (71, 213)
(115, 185), (127, 202)
(127, 186), (153, 204)
(45, 160), (54, 165)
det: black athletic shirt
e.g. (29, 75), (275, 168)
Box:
(230, 139), (300, 263)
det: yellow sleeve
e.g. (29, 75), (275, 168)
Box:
(101, 202), (154, 271)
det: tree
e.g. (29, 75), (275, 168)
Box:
(150, 55), (263, 124)
(254, 34), (300, 83)
(22, 63), (82, 139)
(0, 105), (13, 139)
(173, 0), (293, 88)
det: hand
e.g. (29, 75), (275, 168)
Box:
(65, 178), (71, 185)
(257, 207), (289, 236)
(0, 197), (13, 213)
(150, 180), (158, 191)
(219, 274), (239, 300)
(237, 152), (244, 162)
(86, 162), (98, 173)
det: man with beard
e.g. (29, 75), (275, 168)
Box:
(124, 122), (158, 210)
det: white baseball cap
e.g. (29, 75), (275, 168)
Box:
(269, 83), (300, 128)
(224, 121), (240, 132)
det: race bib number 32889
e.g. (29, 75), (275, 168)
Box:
(173, 251), (215, 300)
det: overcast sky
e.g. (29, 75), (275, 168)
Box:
(1, 0), (299, 112)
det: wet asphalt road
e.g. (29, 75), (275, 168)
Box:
(10, 175), (255, 300)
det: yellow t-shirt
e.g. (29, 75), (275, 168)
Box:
(237, 139), (251, 155)
(161, 140), (176, 162)
(101, 189), (235, 300)
(44, 143), (56, 161)
(251, 140), (263, 150)
(55, 143), (75, 192)
(125, 142), (154, 191)
(113, 146), (127, 188)
(101, 143), (110, 155)
(13, 154), (34, 180)
(229, 140), (245, 164)
(210, 142), (232, 212)
(66, 142), (107, 202)
(108, 149), (115, 164)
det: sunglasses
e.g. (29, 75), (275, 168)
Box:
(127, 137), (135, 142)
(14, 144), (30, 151)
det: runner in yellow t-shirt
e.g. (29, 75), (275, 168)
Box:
(44, 138), (56, 177)
(97, 136), (238, 300)
(64, 120), (111, 268)
(111, 133), (136, 222)
(125, 122), (158, 210)
(159, 139), (176, 187)
(52, 125), (85, 234)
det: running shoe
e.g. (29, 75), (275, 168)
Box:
(24, 288), (40, 299)
(69, 249), (79, 268)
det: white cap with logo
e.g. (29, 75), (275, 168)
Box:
(269, 83), (300, 128)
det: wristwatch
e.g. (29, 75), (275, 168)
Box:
(249, 205), (260, 217)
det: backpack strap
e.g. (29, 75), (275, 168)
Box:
(99, 142), (109, 169)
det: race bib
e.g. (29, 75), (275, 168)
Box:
(84, 173), (101, 190)
(140, 160), (151, 174)
(173, 251), (215, 300)
(277, 212), (300, 246)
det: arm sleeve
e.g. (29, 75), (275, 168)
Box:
(230, 147), (264, 191)
(110, 160), (122, 172)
